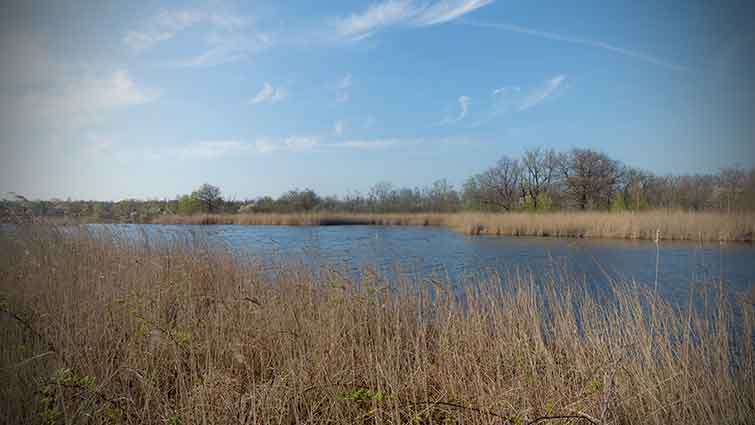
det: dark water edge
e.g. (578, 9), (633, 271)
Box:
(64, 224), (753, 303)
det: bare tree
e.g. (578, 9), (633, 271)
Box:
(619, 167), (653, 211)
(717, 167), (747, 213)
(475, 156), (523, 211)
(559, 149), (621, 210)
(522, 147), (558, 210)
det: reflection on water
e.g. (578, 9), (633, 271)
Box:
(85, 224), (755, 303)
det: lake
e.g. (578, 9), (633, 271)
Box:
(89, 224), (755, 303)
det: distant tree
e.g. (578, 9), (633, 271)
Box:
(559, 149), (621, 210)
(474, 156), (523, 211)
(279, 189), (320, 212)
(461, 177), (483, 210)
(192, 184), (223, 213)
(177, 194), (202, 215)
(368, 182), (397, 212)
(717, 167), (747, 213)
(522, 147), (558, 210)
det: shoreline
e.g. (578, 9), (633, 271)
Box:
(148, 211), (755, 242)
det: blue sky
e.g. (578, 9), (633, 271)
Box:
(1, 0), (753, 200)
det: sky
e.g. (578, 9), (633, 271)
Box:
(1, 0), (754, 201)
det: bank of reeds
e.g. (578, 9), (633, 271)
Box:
(0, 226), (753, 424)
(153, 211), (755, 242)
(152, 212), (447, 227)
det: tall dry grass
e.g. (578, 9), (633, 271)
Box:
(153, 211), (755, 242)
(447, 211), (755, 242)
(152, 212), (447, 227)
(1, 226), (753, 424)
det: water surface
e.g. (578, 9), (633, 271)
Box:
(90, 224), (755, 303)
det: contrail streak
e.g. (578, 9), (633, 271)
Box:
(461, 20), (687, 71)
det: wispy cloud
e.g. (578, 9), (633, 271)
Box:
(123, 9), (243, 51)
(414, 0), (494, 26)
(172, 33), (272, 68)
(255, 137), (321, 153)
(334, 120), (346, 135)
(179, 140), (249, 159)
(461, 20), (686, 71)
(457, 95), (471, 120)
(335, 0), (418, 39)
(258, 137), (397, 153)
(518, 75), (565, 111)
(336, 74), (353, 103)
(439, 95), (471, 125)
(339, 139), (397, 150)
(125, 8), (269, 68)
(249, 82), (287, 105)
(334, 0), (494, 40)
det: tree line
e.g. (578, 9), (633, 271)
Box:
(3, 147), (755, 223)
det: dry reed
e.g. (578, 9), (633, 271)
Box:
(152, 211), (755, 242)
(0, 226), (753, 424)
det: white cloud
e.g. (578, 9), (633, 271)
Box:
(176, 135), (400, 158)
(254, 136), (399, 153)
(336, 73), (353, 103)
(125, 8), (269, 68)
(334, 0), (494, 40)
(439, 95), (471, 125)
(414, 0), (494, 26)
(180, 141), (248, 159)
(254, 137), (321, 153)
(11, 69), (158, 130)
(519, 75), (565, 110)
(334, 120), (346, 135)
(339, 139), (397, 150)
(249, 82), (287, 105)
(457, 95), (471, 120)
(123, 9), (206, 51)
(335, 0), (418, 39)
(123, 9), (243, 51)
(492, 86), (520, 96)
(283, 137), (320, 152)
(172, 33), (272, 68)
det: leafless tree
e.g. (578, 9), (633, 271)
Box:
(522, 147), (558, 210)
(717, 167), (747, 213)
(475, 156), (523, 211)
(559, 149), (621, 210)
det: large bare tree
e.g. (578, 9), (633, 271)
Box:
(475, 156), (523, 211)
(559, 149), (621, 210)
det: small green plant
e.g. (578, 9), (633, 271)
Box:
(164, 415), (182, 425)
(339, 387), (384, 402)
(587, 377), (604, 394)
(39, 368), (123, 424)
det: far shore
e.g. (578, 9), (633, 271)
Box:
(148, 211), (755, 242)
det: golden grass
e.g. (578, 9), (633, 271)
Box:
(153, 211), (755, 242)
(152, 212), (448, 226)
(1, 226), (753, 424)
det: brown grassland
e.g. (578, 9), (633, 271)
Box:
(0, 226), (753, 424)
(153, 211), (755, 242)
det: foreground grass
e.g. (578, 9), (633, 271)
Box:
(1, 227), (753, 424)
(153, 211), (755, 242)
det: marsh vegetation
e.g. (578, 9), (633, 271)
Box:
(1, 226), (752, 424)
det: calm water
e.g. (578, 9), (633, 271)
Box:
(89, 224), (755, 302)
